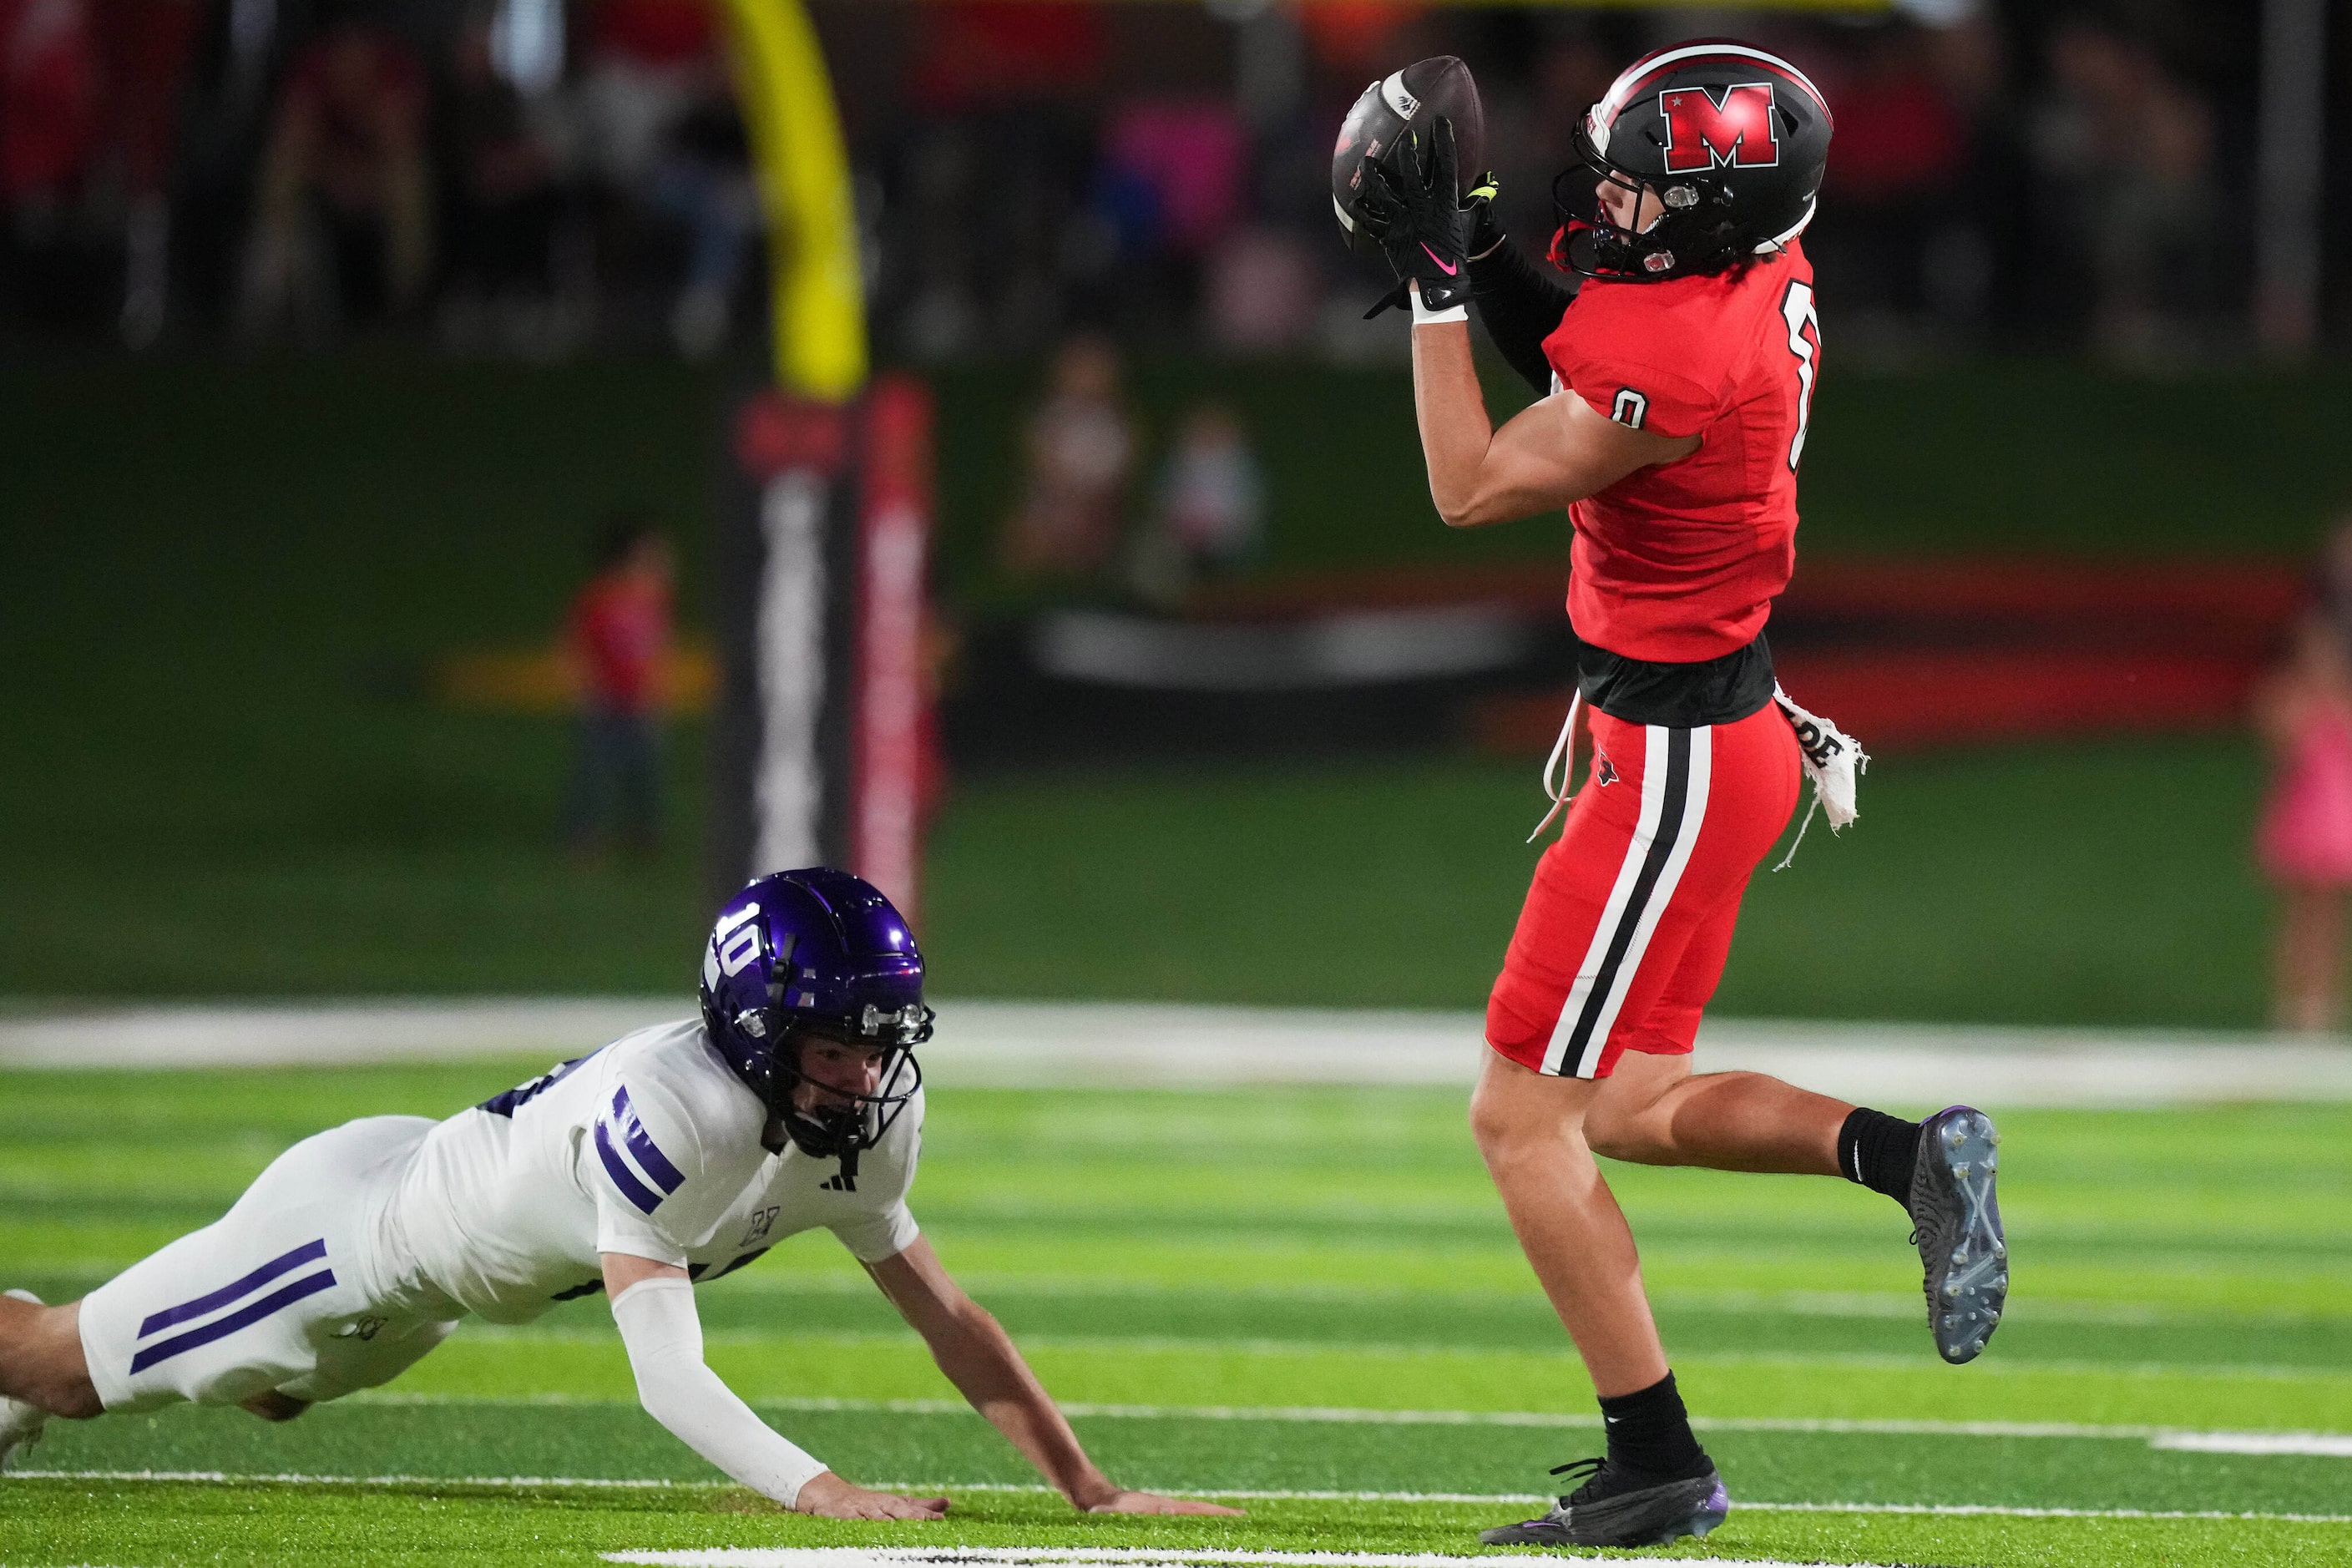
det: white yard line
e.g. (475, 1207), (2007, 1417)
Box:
(21, 1472), (2350, 1525)
(605, 1555), (1834, 1568)
(345, 1391), (2351, 1450)
(434, 1326), (2352, 1381)
(12, 1469), (682, 1488)
(2152, 1431), (2352, 1456)
(6, 998), (2350, 1105)
(0, 999), (689, 1070)
(508, 1268), (2334, 1332)
(604, 1553), (1857, 1568)
(1733, 1499), (2352, 1523)
(1167, 1494), (2352, 1521)
(513, 1270), (2352, 1336)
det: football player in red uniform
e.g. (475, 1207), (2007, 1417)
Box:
(1350, 41), (2007, 1549)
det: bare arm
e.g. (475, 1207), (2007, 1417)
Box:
(867, 1238), (1240, 1515)
(602, 1251), (687, 1296)
(1410, 312), (1697, 529)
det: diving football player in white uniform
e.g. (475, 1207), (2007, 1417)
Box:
(0, 868), (1235, 1521)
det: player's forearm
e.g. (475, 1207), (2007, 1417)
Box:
(1410, 317), (1510, 529)
(926, 1302), (1114, 1508)
(610, 1277), (828, 1507)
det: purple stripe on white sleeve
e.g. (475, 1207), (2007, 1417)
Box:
(594, 1120), (664, 1214)
(625, 1118), (686, 1195)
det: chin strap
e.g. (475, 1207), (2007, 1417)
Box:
(1546, 220), (1584, 271)
(754, 933), (799, 1151)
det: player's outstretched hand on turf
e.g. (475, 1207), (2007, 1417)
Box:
(794, 1471), (951, 1520)
(1083, 1490), (1245, 1516)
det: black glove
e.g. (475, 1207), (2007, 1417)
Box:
(1357, 119), (1495, 319)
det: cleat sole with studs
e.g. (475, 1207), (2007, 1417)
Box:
(1912, 1107), (2007, 1365)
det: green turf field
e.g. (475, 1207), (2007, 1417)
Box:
(4, 1061), (2347, 1565)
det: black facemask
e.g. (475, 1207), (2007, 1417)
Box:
(760, 1032), (923, 1183)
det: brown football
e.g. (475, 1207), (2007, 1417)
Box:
(1331, 56), (1487, 253)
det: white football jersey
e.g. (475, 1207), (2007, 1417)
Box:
(380, 1019), (921, 1324)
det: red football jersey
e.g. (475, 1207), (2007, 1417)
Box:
(1541, 240), (1820, 663)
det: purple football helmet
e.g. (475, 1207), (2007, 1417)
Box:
(698, 867), (931, 1171)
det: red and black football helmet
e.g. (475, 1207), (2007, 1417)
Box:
(1554, 39), (1833, 283)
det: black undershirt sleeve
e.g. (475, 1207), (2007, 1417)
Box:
(1469, 239), (1580, 397)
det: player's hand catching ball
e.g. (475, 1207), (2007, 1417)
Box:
(1358, 118), (1494, 318)
(1084, 1490), (1246, 1516)
(794, 1471), (951, 1520)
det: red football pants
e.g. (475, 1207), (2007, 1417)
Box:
(1487, 702), (1803, 1079)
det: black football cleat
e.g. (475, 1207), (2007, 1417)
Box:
(1478, 1457), (1729, 1549)
(1912, 1105), (2007, 1364)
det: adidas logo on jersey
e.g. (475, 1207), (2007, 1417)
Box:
(819, 1171), (857, 1192)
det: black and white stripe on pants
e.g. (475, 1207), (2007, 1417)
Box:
(1540, 725), (1714, 1078)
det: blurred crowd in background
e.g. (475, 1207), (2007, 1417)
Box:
(0, 0), (2294, 367)
(1001, 333), (1263, 600)
(3, 0), (757, 355)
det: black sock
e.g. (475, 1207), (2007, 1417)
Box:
(1839, 1107), (1922, 1210)
(1597, 1371), (1711, 1479)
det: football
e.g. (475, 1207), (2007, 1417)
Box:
(1330, 55), (1487, 252)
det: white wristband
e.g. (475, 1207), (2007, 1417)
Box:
(1410, 280), (1468, 326)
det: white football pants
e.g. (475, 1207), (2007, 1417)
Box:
(78, 1115), (458, 1412)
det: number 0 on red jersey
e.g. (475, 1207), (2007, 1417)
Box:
(1540, 241), (1818, 665)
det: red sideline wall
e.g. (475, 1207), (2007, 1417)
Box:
(1282, 557), (2314, 753)
(849, 376), (933, 925)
